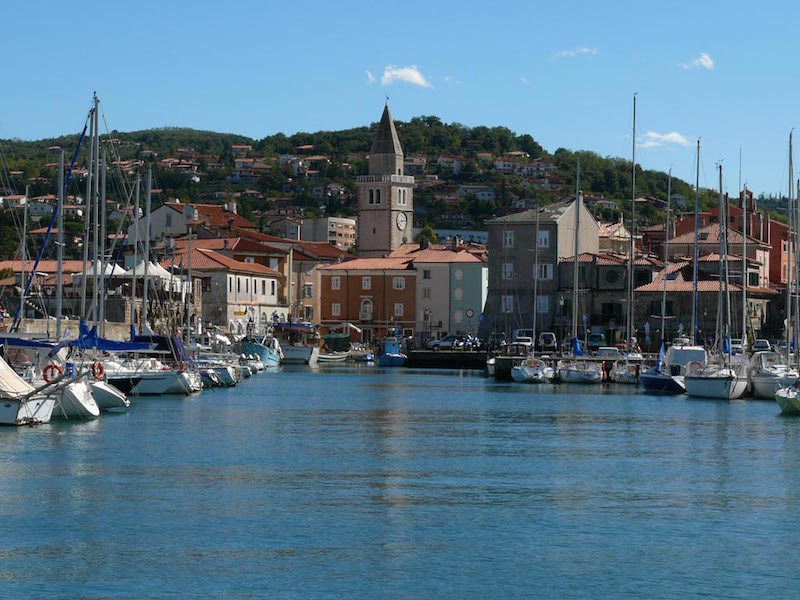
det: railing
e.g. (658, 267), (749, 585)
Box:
(359, 312), (373, 322)
(356, 174), (414, 184)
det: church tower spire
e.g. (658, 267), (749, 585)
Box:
(356, 103), (414, 257)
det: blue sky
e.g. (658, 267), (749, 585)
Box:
(2, 0), (798, 197)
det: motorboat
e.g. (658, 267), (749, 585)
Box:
(272, 322), (320, 365)
(233, 335), (281, 368)
(609, 359), (641, 384)
(377, 333), (407, 367)
(750, 351), (799, 400)
(90, 379), (130, 411)
(558, 360), (603, 384)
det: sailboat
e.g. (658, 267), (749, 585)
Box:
(558, 158), (602, 384)
(0, 353), (56, 425)
(512, 204), (554, 383)
(684, 164), (748, 400)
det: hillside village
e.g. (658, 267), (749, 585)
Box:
(0, 104), (794, 350)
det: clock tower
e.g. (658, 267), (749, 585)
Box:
(356, 103), (414, 257)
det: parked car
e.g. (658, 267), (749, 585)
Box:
(597, 346), (623, 358)
(514, 336), (534, 349)
(588, 333), (606, 354)
(752, 339), (771, 353)
(730, 338), (744, 355)
(537, 332), (558, 353)
(427, 335), (464, 350)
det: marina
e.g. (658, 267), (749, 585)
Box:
(3, 366), (800, 598)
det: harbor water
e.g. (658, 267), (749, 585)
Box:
(2, 367), (800, 598)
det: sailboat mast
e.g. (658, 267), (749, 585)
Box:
(132, 175), (140, 331)
(661, 169), (671, 343)
(20, 185), (28, 327)
(692, 139), (700, 345)
(142, 167), (152, 330)
(627, 93), (636, 351)
(742, 182), (747, 350)
(572, 156), (581, 341)
(81, 104), (94, 320)
(789, 130), (795, 364)
(532, 204), (540, 357)
(186, 223), (193, 345)
(56, 151), (64, 340)
(99, 148), (107, 337)
(92, 98), (100, 327)
(720, 165), (733, 363)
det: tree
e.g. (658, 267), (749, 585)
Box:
(414, 224), (439, 245)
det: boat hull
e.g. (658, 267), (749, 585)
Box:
(559, 363), (602, 384)
(684, 375), (748, 400)
(0, 396), (56, 425)
(640, 372), (686, 394)
(752, 374), (799, 400)
(281, 345), (320, 365)
(776, 388), (800, 414)
(234, 340), (280, 368)
(90, 380), (130, 410)
(54, 381), (100, 419)
(377, 353), (407, 367)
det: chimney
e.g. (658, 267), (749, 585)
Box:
(451, 235), (461, 251)
(223, 239), (229, 249)
(226, 201), (237, 215)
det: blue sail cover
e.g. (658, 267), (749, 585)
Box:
(722, 336), (730, 354)
(48, 321), (152, 355)
(572, 337), (585, 356)
(656, 340), (666, 371)
(1, 338), (56, 349)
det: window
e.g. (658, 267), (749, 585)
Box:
(604, 269), (620, 284)
(262, 280), (266, 295)
(229, 276), (232, 292)
(423, 269), (431, 280)
(332, 303), (341, 317)
(202, 278), (211, 292)
(502, 262), (514, 280)
(375, 189), (381, 204)
(271, 280), (276, 295)
(368, 189), (374, 205)
(454, 310), (463, 323)
(331, 276), (341, 290)
(360, 299), (373, 320)
(503, 230), (514, 248)
(502, 295), (514, 313)
(244, 257), (254, 264)
(648, 300), (675, 317)
(749, 272), (759, 287)
(538, 295), (550, 313)
(362, 276), (371, 290)
(394, 303), (404, 317)
(237, 277), (241, 293)
(538, 230), (550, 248)
(454, 287), (463, 300)
(303, 284), (313, 298)
(393, 277), (405, 290)
(269, 258), (279, 270)
(165, 213), (172, 227)
(423, 287), (431, 299)
(304, 306), (314, 321)
(536, 264), (554, 280)
(635, 270), (650, 286)
(246, 279), (249, 293)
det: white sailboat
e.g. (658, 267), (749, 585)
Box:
(558, 157), (603, 385)
(750, 351), (798, 400)
(685, 164), (748, 400)
(0, 354), (56, 426)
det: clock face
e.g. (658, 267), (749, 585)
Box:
(396, 212), (407, 230)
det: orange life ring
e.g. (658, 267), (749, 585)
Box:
(92, 361), (105, 380)
(43, 363), (64, 383)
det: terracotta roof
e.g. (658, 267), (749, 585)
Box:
(561, 252), (662, 267)
(635, 261), (777, 295)
(319, 257), (413, 271)
(0, 260), (85, 274)
(166, 202), (257, 229)
(409, 248), (487, 264)
(598, 221), (629, 238)
(670, 223), (769, 248)
(162, 248), (281, 276)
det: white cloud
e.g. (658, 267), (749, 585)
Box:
(639, 131), (692, 149)
(681, 52), (714, 70)
(556, 46), (598, 59)
(520, 76), (530, 85)
(365, 70), (375, 84)
(381, 65), (433, 88)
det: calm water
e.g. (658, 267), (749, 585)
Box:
(2, 368), (800, 599)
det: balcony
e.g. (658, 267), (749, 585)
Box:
(359, 311), (373, 322)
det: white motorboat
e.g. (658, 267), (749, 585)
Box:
(559, 360), (603, 384)
(640, 342), (706, 395)
(750, 351), (799, 400)
(609, 359), (641, 384)
(511, 356), (554, 383)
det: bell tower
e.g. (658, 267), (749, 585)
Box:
(357, 103), (414, 257)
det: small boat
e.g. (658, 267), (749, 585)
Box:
(609, 359), (641, 384)
(0, 354), (56, 426)
(272, 322), (320, 365)
(684, 359), (748, 400)
(776, 385), (800, 415)
(53, 379), (100, 420)
(90, 379), (130, 411)
(377, 333), (407, 367)
(233, 335), (281, 368)
(511, 355), (554, 383)
(750, 351), (799, 400)
(559, 359), (603, 384)
(317, 351), (350, 363)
